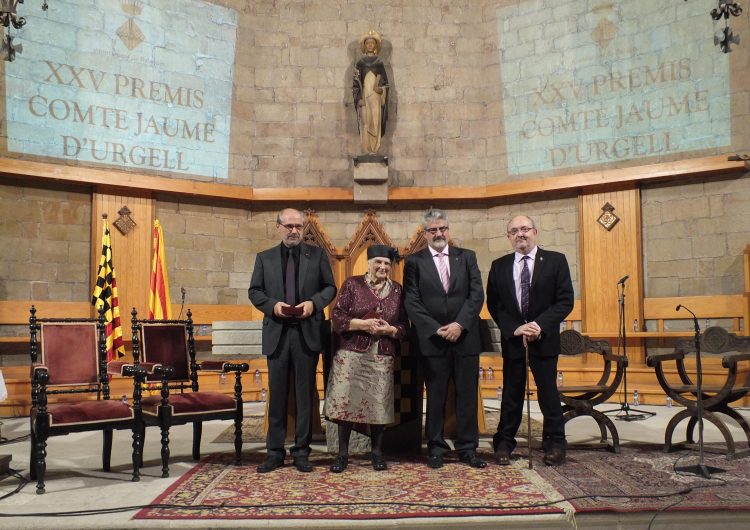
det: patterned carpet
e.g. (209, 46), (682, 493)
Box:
(135, 443), (750, 521)
(533, 443), (750, 514)
(135, 451), (565, 520)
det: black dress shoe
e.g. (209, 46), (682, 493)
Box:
(329, 454), (348, 473)
(427, 454), (444, 469)
(371, 454), (387, 471)
(293, 456), (314, 472)
(257, 457), (284, 473)
(459, 452), (487, 468)
(495, 449), (511, 466)
(543, 448), (566, 466)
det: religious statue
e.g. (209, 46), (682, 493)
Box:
(353, 30), (389, 155)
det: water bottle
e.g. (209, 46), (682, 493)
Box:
(261, 388), (267, 402)
(556, 371), (564, 388)
(487, 366), (494, 380)
(479, 367), (485, 380)
(633, 389), (640, 406)
(219, 371), (227, 385)
(666, 396), (673, 408)
(560, 321), (567, 332)
(254, 368), (261, 384)
(705, 318), (710, 330)
(121, 394), (128, 405)
(496, 385), (502, 404)
(633, 319), (639, 332)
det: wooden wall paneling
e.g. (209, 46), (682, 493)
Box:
(4, 155), (743, 206)
(92, 193), (154, 337)
(340, 210), (398, 281)
(579, 187), (645, 362)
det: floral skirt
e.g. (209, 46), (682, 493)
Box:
(324, 348), (394, 425)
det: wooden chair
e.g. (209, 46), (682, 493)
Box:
(29, 306), (144, 494)
(131, 308), (249, 477)
(647, 326), (750, 459)
(558, 330), (626, 453)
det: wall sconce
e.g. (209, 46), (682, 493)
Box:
(1, 0), (26, 61)
(710, 0), (743, 52)
(1, 0), (49, 61)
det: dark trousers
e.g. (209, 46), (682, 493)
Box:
(266, 326), (318, 459)
(493, 354), (566, 453)
(422, 349), (480, 456)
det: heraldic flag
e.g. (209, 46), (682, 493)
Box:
(91, 218), (126, 361)
(148, 219), (172, 319)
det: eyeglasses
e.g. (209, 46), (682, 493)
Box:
(425, 226), (449, 235)
(279, 223), (303, 232)
(507, 226), (535, 236)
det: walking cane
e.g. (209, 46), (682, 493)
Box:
(524, 336), (533, 469)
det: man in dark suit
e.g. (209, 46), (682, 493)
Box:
(404, 208), (486, 469)
(486, 215), (574, 466)
(249, 208), (337, 473)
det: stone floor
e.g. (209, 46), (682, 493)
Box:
(0, 400), (747, 529)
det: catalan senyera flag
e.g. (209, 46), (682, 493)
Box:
(148, 219), (172, 320)
(91, 219), (126, 361)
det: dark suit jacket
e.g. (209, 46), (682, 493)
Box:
(486, 248), (574, 360)
(248, 243), (337, 355)
(403, 246), (484, 357)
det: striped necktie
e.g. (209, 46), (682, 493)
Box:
(436, 252), (450, 293)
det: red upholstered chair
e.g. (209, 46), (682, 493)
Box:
(29, 306), (144, 494)
(131, 308), (249, 477)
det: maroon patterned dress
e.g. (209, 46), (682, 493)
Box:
(323, 274), (407, 425)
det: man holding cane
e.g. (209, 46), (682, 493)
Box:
(486, 215), (574, 466)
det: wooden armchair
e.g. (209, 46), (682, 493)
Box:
(647, 326), (750, 459)
(29, 306), (144, 494)
(131, 309), (249, 477)
(558, 330), (626, 453)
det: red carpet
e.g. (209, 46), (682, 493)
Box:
(135, 451), (564, 520)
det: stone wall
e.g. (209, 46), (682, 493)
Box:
(230, 0), (503, 189)
(0, 0), (748, 312)
(642, 172), (750, 297)
(0, 182), (91, 302)
(156, 198), (580, 305)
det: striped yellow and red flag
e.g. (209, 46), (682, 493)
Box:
(148, 219), (172, 319)
(91, 218), (126, 361)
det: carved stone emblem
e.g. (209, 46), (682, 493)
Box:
(597, 202), (619, 231)
(113, 206), (136, 235)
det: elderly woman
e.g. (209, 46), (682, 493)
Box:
(353, 30), (389, 154)
(324, 245), (407, 472)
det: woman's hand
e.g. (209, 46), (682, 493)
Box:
(372, 320), (397, 337)
(350, 318), (384, 334)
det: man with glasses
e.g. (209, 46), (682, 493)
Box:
(404, 208), (486, 469)
(486, 215), (573, 466)
(249, 208), (337, 473)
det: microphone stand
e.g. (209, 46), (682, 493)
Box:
(603, 277), (655, 421)
(674, 305), (725, 478)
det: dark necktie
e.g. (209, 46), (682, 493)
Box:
(285, 250), (296, 305)
(520, 255), (530, 321)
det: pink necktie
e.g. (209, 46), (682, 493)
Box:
(436, 253), (450, 293)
